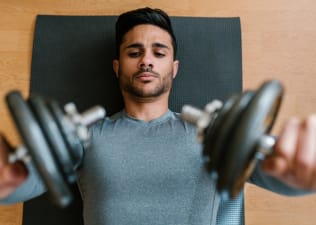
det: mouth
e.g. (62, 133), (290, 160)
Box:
(135, 72), (158, 82)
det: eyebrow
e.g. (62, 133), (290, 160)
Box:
(125, 42), (170, 50)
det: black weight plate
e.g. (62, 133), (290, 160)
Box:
(215, 91), (254, 191)
(203, 94), (239, 174)
(28, 95), (77, 183)
(221, 80), (283, 197)
(47, 100), (84, 170)
(6, 91), (73, 207)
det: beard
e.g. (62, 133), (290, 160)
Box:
(118, 67), (174, 98)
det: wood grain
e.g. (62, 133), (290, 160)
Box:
(0, 1), (316, 224)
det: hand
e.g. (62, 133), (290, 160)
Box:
(262, 115), (316, 190)
(0, 134), (28, 199)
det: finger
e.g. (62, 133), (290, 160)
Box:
(293, 115), (316, 187)
(311, 169), (316, 189)
(264, 117), (301, 176)
(0, 162), (28, 199)
(0, 135), (12, 168)
(261, 155), (288, 177)
(4, 161), (28, 181)
(275, 117), (301, 159)
(0, 162), (28, 187)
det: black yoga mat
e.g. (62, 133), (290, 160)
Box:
(23, 15), (242, 225)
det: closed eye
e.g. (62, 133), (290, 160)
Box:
(128, 51), (141, 58)
(154, 52), (165, 58)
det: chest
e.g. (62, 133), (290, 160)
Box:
(77, 119), (219, 224)
(86, 122), (201, 184)
(79, 120), (207, 193)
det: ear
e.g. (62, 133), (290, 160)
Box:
(172, 60), (179, 79)
(113, 59), (119, 78)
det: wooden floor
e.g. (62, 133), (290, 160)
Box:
(1, 0), (316, 224)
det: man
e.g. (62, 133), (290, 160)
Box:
(0, 7), (316, 225)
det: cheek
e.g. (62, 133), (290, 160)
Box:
(163, 61), (176, 76)
(117, 61), (131, 77)
(120, 59), (138, 72)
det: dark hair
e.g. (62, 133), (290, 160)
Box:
(115, 7), (177, 59)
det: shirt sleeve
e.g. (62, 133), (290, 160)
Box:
(0, 162), (46, 204)
(249, 162), (313, 196)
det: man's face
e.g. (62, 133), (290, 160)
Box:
(113, 24), (179, 100)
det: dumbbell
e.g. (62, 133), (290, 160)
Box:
(5, 91), (106, 207)
(181, 80), (283, 199)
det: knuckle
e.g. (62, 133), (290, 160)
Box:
(295, 157), (313, 171)
(303, 115), (316, 129)
(288, 117), (300, 125)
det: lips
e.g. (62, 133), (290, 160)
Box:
(135, 72), (158, 81)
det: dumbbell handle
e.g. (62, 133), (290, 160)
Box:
(181, 103), (276, 159)
(181, 100), (223, 127)
(8, 145), (31, 164)
(256, 134), (276, 159)
(8, 104), (106, 165)
(181, 101), (223, 143)
(64, 103), (105, 144)
(64, 103), (105, 127)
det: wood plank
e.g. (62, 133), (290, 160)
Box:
(0, 1), (316, 224)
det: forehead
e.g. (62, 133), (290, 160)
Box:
(121, 24), (173, 47)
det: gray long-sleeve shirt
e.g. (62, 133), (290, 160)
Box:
(1, 110), (309, 225)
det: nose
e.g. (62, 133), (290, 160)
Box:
(138, 52), (154, 70)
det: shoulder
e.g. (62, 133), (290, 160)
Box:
(88, 111), (121, 133)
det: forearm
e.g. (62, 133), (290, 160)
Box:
(249, 163), (313, 196)
(0, 162), (46, 204)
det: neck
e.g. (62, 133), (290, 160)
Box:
(123, 93), (169, 121)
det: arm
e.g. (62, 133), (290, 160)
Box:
(253, 115), (316, 194)
(0, 134), (45, 204)
(249, 163), (311, 196)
